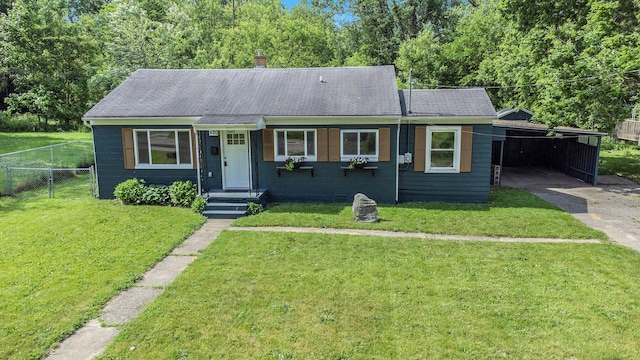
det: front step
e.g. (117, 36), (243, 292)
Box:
(202, 209), (247, 219)
(203, 201), (248, 219)
(201, 190), (267, 219)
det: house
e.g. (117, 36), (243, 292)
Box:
(83, 62), (497, 216)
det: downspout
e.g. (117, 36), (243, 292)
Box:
(395, 122), (401, 203)
(195, 129), (202, 195)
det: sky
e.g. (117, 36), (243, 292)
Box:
(281, 0), (355, 23)
(282, 0), (300, 8)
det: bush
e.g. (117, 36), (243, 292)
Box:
(114, 178), (147, 205)
(246, 202), (263, 216)
(191, 196), (207, 213)
(142, 185), (171, 206)
(169, 180), (197, 208)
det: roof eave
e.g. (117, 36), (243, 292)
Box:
(401, 116), (495, 124)
(264, 115), (402, 126)
(82, 117), (200, 127)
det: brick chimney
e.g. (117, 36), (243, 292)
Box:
(254, 49), (267, 68)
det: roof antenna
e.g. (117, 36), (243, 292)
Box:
(408, 69), (413, 114)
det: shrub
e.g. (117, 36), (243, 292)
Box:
(191, 196), (207, 213)
(142, 185), (171, 206)
(114, 178), (147, 205)
(246, 202), (263, 216)
(169, 180), (197, 208)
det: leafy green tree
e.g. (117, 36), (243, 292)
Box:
(398, 0), (639, 131)
(481, 0), (640, 131)
(347, 0), (462, 66)
(396, 1), (506, 88)
(88, 0), (186, 100)
(0, 0), (97, 130)
(214, 0), (337, 68)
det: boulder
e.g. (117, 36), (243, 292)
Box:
(352, 193), (378, 223)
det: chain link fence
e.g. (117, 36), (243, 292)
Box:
(3, 166), (96, 199)
(1, 140), (96, 199)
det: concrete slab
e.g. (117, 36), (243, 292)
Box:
(231, 227), (601, 243)
(172, 219), (234, 255)
(137, 255), (196, 287)
(101, 287), (163, 325)
(501, 167), (640, 252)
(172, 233), (216, 255)
(46, 319), (119, 360)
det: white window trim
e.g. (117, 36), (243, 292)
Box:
(340, 129), (379, 162)
(273, 129), (317, 162)
(426, 126), (461, 173)
(133, 129), (193, 169)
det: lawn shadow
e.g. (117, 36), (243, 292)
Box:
(386, 201), (491, 212)
(0, 195), (26, 214)
(264, 203), (348, 215)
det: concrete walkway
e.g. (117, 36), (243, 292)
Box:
(46, 219), (234, 360)
(46, 217), (605, 359)
(232, 226), (602, 244)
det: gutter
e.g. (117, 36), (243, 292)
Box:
(395, 122), (401, 203)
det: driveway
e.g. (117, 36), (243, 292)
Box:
(500, 167), (640, 252)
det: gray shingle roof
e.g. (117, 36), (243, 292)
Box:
(84, 66), (401, 119)
(399, 89), (496, 117)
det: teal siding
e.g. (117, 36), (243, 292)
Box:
(201, 133), (223, 190)
(92, 125), (198, 199)
(398, 124), (492, 203)
(255, 125), (398, 204)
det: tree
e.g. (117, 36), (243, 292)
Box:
(0, 0), (97, 130)
(396, 1), (506, 88)
(347, 0), (462, 66)
(88, 0), (186, 100)
(480, 0), (640, 131)
(397, 0), (640, 131)
(213, 0), (337, 68)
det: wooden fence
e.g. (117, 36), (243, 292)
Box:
(616, 120), (640, 143)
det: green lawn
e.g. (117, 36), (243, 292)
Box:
(234, 187), (607, 240)
(0, 197), (205, 359)
(100, 230), (640, 359)
(599, 142), (640, 184)
(0, 132), (92, 155)
(1, 132), (95, 196)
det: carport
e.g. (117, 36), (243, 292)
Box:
(492, 119), (606, 185)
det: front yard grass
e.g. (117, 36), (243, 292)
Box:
(101, 231), (640, 359)
(234, 187), (607, 240)
(0, 197), (204, 359)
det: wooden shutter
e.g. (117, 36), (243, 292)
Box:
(328, 128), (340, 162)
(316, 128), (328, 162)
(191, 129), (198, 169)
(262, 129), (274, 161)
(460, 125), (473, 173)
(122, 128), (135, 169)
(413, 126), (426, 172)
(378, 127), (391, 162)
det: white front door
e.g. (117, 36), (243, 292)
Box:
(222, 131), (251, 189)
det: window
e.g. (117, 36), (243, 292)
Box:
(227, 132), (246, 145)
(274, 129), (316, 161)
(134, 130), (192, 168)
(426, 126), (461, 173)
(340, 130), (378, 161)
